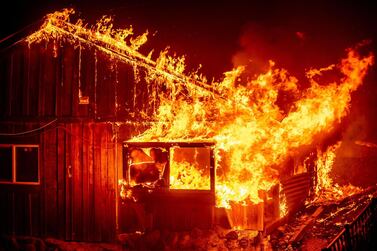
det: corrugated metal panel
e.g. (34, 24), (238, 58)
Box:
(281, 173), (311, 212)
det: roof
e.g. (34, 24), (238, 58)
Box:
(0, 8), (218, 96)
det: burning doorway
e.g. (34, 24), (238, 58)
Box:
(119, 141), (216, 232)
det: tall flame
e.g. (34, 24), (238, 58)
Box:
(27, 9), (374, 208)
(313, 142), (362, 204)
(139, 47), (373, 207)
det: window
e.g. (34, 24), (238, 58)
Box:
(123, 142), (215, 191)
(0, 145), (39, 184)
(127, 147), (168, 186)
(169, 146), (211, 190)
(0, 146), (12, 182)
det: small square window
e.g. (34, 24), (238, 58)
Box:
(127, 147), (168, 186)
(15, 146), (39, 183)
(170, 147), (211, 190)
(0, 146), (12, 182)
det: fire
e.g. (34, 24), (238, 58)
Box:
(119, 179), (135, 201)
(169, 161), (210, 190)
(27, 9), (374, 209)
(316, 142), (340, 194)
(313, 142), (362, 204)
(355, 140), (377, 148)
(141, 48), (373, 208)
(169, 146), (211, 190)
(279, 190), (288, 218)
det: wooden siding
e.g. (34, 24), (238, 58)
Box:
(0, 40), (156, 121)
(0, 122), (134, 241)
(0, 36), (159, 242)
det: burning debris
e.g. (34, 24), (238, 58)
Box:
(270, 187), (377, 250)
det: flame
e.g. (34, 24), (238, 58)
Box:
(355, 140), (377, 148)
(316, 142), (341, 193)
(313, 142), (362, 204)
(169, 161), (210, 190)
(140, 48), (373, 208)
(279, 189), (288, 218)
(169, 146), (211, 190)
(119, 179), (135, 201)
(27, 9), (374, 209)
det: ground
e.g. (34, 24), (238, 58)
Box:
(1, 187), (376, 251)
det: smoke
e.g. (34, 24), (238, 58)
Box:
(343, 117), (369, 143)
(231, 20), (361, 85)
(232, 22), (306, 78)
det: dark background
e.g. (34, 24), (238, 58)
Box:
(1, 0), (377, 148)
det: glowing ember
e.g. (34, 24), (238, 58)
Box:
(27, 9), (374, 210)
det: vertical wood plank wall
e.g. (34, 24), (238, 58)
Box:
(0, 122), (120, 241)
(0, 38), (153, 241)
(0, 39), (154, 121)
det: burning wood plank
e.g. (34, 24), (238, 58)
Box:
(289, 206), (324, 245)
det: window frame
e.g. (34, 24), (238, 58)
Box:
(0, 144), (40, 185)
(123, 141), (215, 192)
(169, 146), (212, 190)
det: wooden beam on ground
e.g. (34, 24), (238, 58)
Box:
(289, 206), (324, 245)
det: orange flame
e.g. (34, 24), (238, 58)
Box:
(170, 161), (210, 190)
(313, 142), (362, 204)
(139, 48), (373, 207)
(27, 9), (374, 209)
(279, 190), (288, 217)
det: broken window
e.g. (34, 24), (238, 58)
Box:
(128, 147), (168, 186)
(169, 146), (211, 190)
(123, 142), (214, 191)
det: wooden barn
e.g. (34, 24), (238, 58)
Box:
(0, 13), (182, 242)
(0, 10), (315, 245)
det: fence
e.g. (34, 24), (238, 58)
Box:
(322, 197), (377, 251)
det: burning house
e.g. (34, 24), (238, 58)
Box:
(0, 7), (376, 250)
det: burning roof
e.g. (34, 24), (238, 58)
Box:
(26, 9), (374, 209)
(25, 8), (216, 95)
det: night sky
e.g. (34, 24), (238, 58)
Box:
(1, 0), (377, 143)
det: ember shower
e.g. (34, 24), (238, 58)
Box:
(27, 9), (374, 210)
